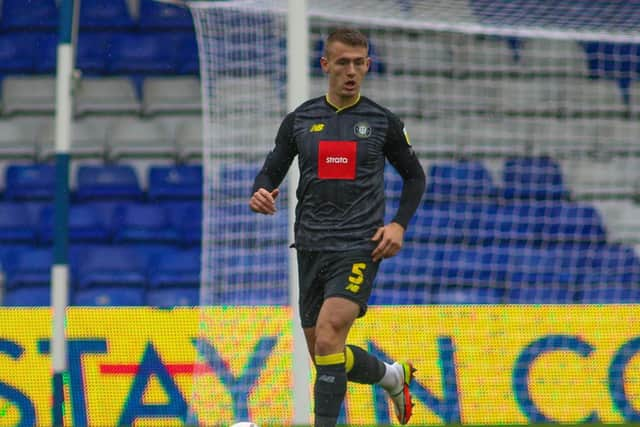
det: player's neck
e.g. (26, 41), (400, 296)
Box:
(325, 93), (360, 111)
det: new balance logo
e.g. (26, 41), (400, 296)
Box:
(318, 374), (336, 383)
(310, 123), (325, 132)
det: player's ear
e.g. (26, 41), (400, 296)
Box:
(320, 56), (329, 73)
(365, 57), (371, 72)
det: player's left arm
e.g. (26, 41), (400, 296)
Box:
(372, 116), (426, 262)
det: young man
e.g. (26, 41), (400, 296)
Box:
(250, 28), (425, 426)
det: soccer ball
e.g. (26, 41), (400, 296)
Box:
(230, 423), (259, 427)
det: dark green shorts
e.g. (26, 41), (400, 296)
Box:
(296, 249), (380, 328)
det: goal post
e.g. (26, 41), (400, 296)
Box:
(186, 1), (640, 425)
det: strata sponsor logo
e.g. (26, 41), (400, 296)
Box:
(317, 140), (357, 180)
(325, 156), (349, 164)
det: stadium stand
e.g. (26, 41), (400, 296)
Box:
(1, 75), (56, 115)
(73, 287), (146, 306)
(39, 204), (111, 244)
(3, 287), (51, 306)
(106, 116), (175, 160)
(0, 33), (38, 74)
(3, 247), (52, 290)
(141, 76), (202, 116)
(75, 164), (144, 201)
(79, 0), (135, 31)
(112, 203), (180, 244)
(4, 163), (55, 200)
(0, 0), (58, 31)
(148, 248), (201, 289)
(147, 164), (203, 201)
(0, 0), (639, 308)
(74, 77), (141, 116)
(137, 0), (194, 31)
(0, 202), (38, 243)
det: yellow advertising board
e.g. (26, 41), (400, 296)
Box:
(0, 306), (639, 426)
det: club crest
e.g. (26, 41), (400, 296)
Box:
(353, 122), (372, 138)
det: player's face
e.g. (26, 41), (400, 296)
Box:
(321, 41), (370, 107)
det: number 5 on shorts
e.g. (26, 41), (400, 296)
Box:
(345, 263), (366, 293)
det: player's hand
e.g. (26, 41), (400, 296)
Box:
(249, 188), (280, 215)
(371, 222), (405, 262)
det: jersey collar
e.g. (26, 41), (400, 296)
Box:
(325, 94), (361, 113)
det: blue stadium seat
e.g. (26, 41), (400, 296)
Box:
(3, 248), (52, 289)
(377, 238), (639, 305)
(33, 32), (58, 74)
(5, 163), (55, 201)
(79, 0), (134, 30)
(211, 246), (288, 304)
(76, 32), (110, 75)
(426, 161), (497, 201)
(217, 162), (263, 199)
(75, 164), (143, 201)
(376, 243), (508, 292)
(491, 201), (542, 244)
(146, 288), (199, 307)
(148, 248), (200, 288)
(73, 287), (145, 306)
(4, 287), (51, 306)
(580, 244), (640, 288)
(210, 202), (288, 246)
(537, 202), (607, 244)
(112, 203), (180, 244)
(164, 201), (202, 246)
(0, 203), (37, 242)
(507, 284), (577, 303)
(403, 201), (539, 246)
(404, 199), (606, 246)
(138, 0), (194, 31)
(39, 204), (111, 243)
(401, 202), (454, 243)
(107, 33), (179, 75)
(1, 0), (58, 31)
(581, 286), (640, 303)
(148, 164), (202, 201)
(505, 246), (580, 303)
(0, 33), (37, 73)
(175, 31), (200, 75)
(74, 245), (147, 289)
(582, 41), (640, 101)
(502, 156), (569, 200)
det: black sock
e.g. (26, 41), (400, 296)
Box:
(345, 344), (386, 384)
(314, 353), (347, 427)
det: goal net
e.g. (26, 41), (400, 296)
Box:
(187, 0), (640, 425)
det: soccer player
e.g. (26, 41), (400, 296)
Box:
(250, 27), (425, 426)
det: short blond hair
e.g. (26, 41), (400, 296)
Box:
(323, 27), (369, 58)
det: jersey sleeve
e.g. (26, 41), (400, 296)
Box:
(383, 114), (426, 229)
(252, 112), (298, 194)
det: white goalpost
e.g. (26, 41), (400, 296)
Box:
(186, 0), (640, 425)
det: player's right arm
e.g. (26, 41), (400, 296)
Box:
(250, 112), (297, 215)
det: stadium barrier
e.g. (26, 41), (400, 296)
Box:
(0, 306), (639, 426)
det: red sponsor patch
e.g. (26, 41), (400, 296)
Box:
(317, 140), (357, 180)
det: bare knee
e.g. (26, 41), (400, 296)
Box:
(314, 317), (350, 356)
(311, 297), (360, 357)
